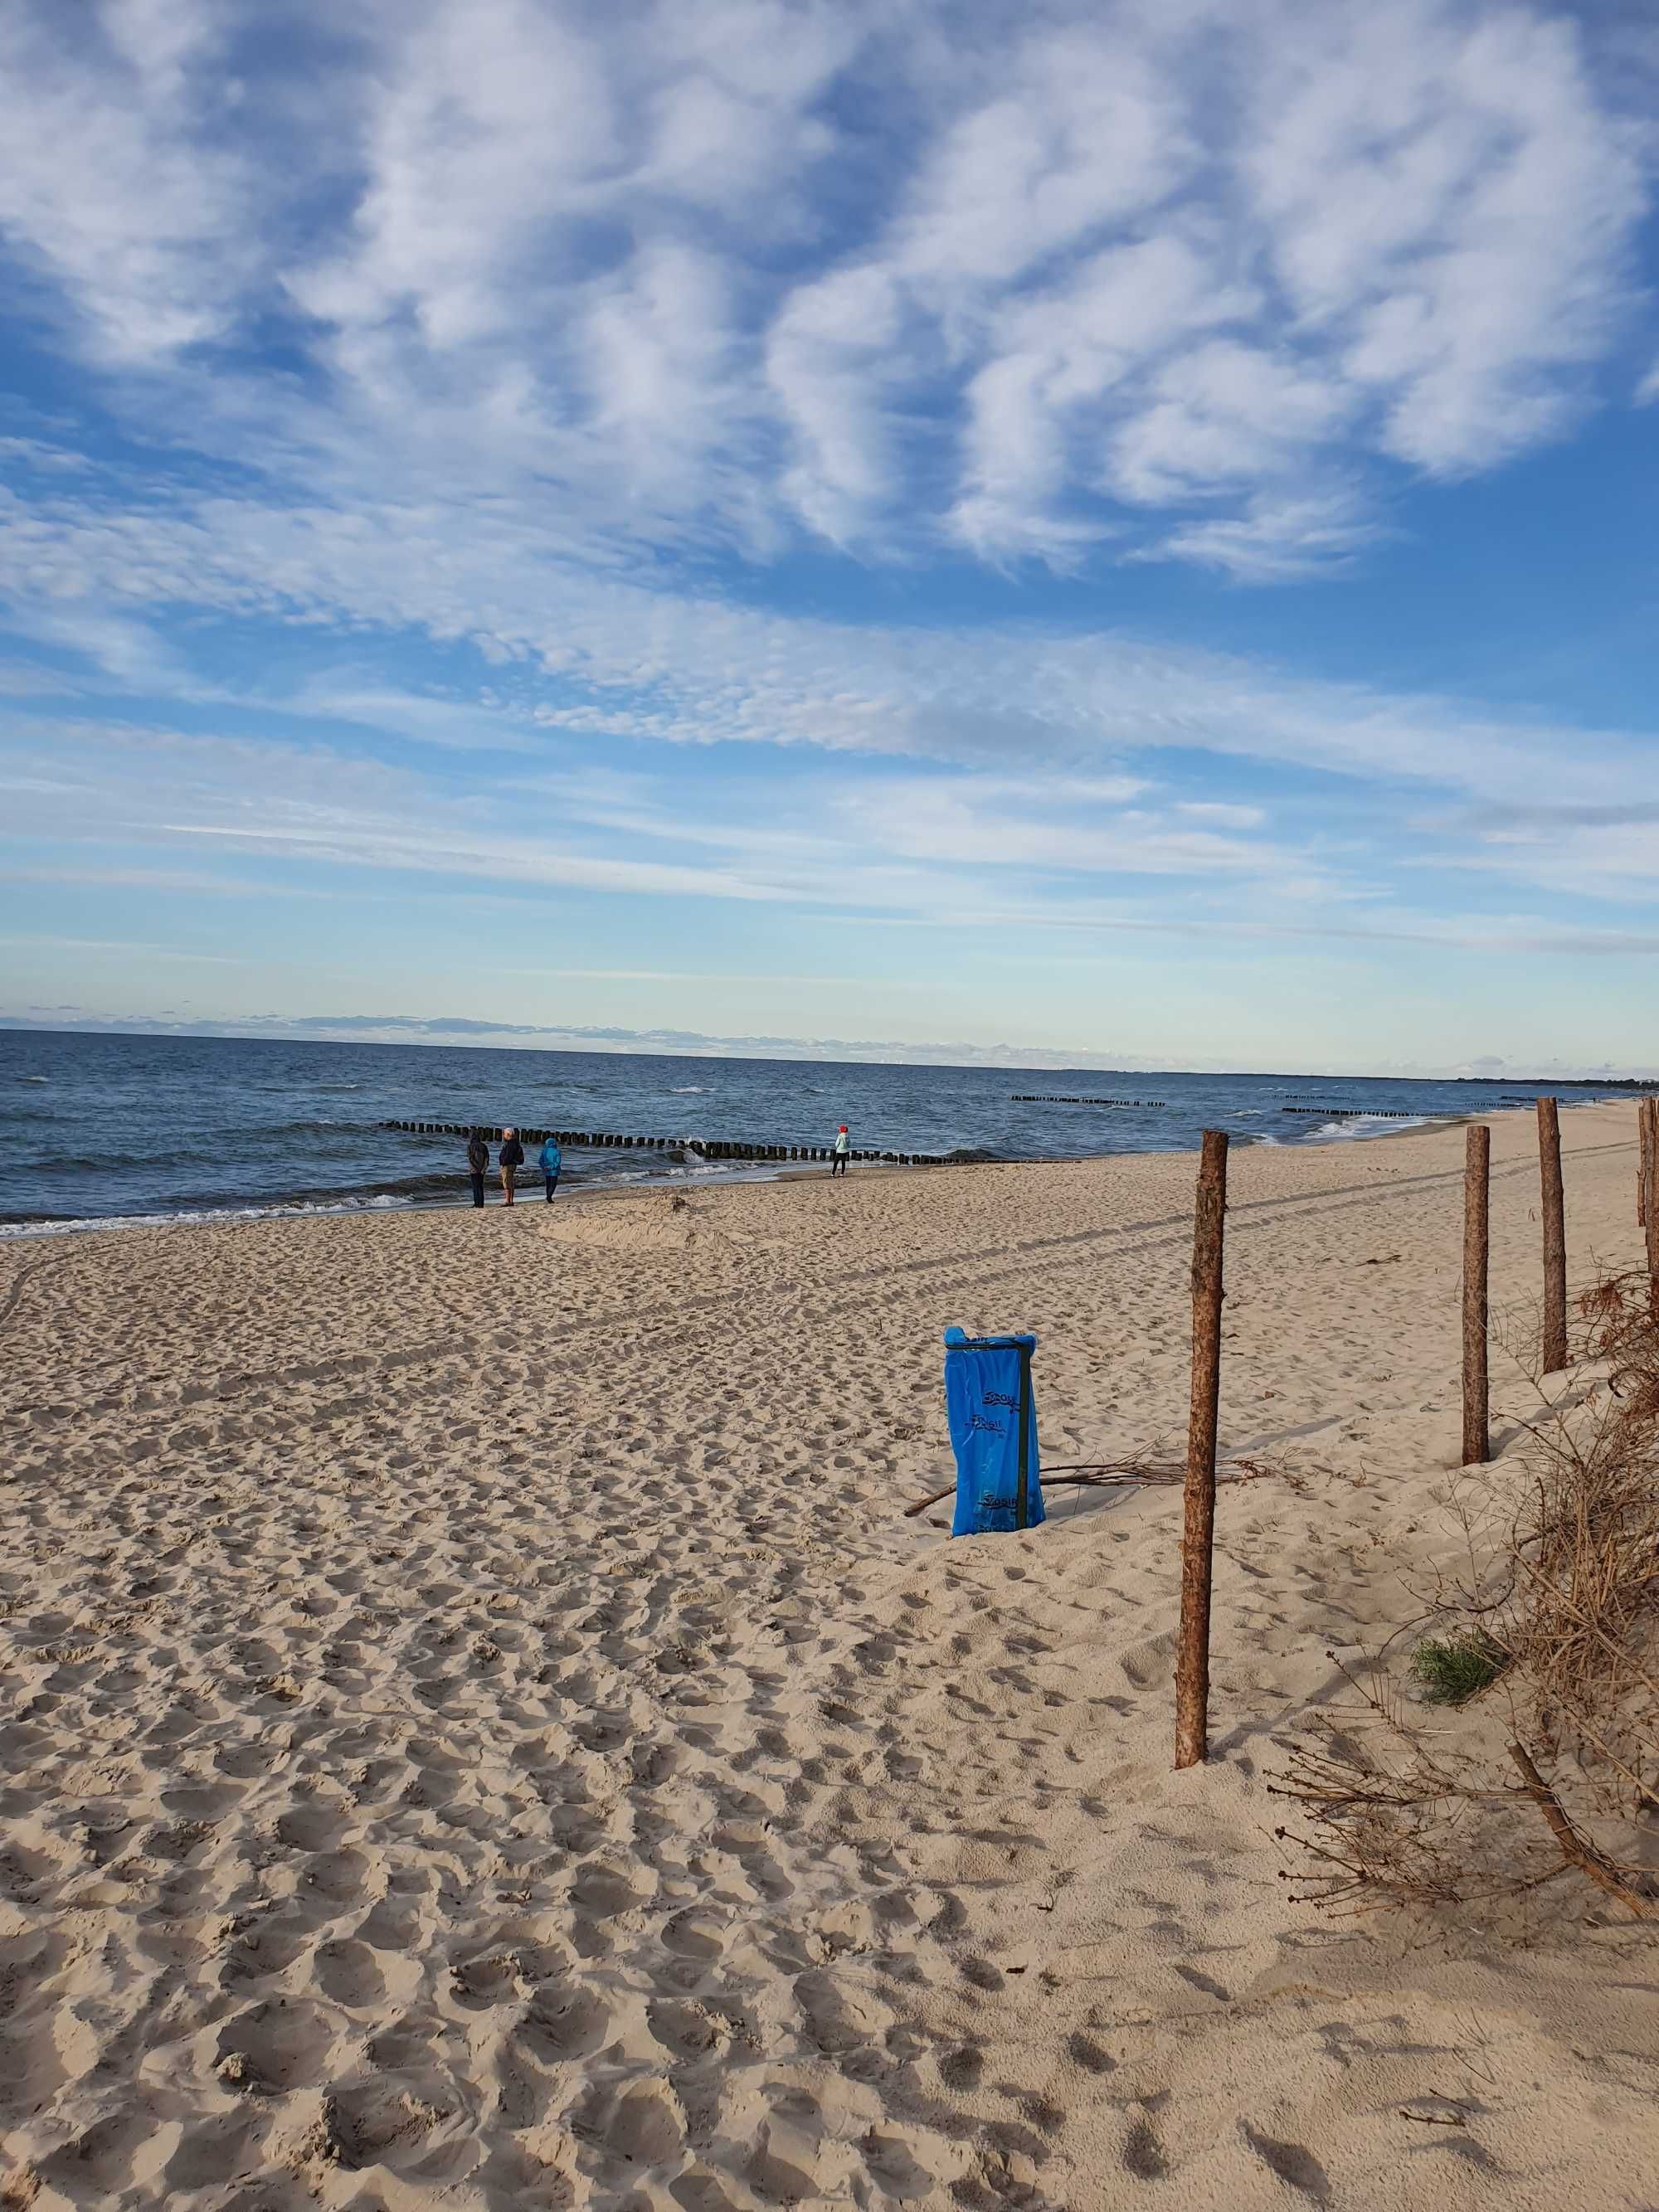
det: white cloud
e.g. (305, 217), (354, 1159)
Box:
(11, 472), (1658, 843)
(951, 235), (1250, 557)
(1240, 2), (1645, 475)
(0, 0), (1645, 572)
(830, 773), (1301, 882)
(2, 600), (189, 688)
(889, 28), (1192, 295)
(766, 264), (914, 546)
(0, 0), (255, 361)
(5, 645), (1652, 939)
(1107, 342), (1354, 506)
(1, 0), (1656, 1008)
(1147, 489), (1383, 581)
(1176, 801), (1267, 829)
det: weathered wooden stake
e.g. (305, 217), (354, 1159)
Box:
(1175, 1129), (1228, 1772)
(1645, 1100), (1659, 1308)
(1462, 1124), (1491, 1467)
(1537, 1097), (1566, 1374)
(1640, 1099), (1652, 1230)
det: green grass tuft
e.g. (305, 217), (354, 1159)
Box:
(1408, 1631), (1507, 1706)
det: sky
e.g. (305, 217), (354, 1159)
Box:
(1, 0), (1657, 1076)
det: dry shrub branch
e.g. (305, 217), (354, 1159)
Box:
(1272, 1271), (1659, 1924)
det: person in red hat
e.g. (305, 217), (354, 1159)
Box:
(830, 1124), (850, 1177)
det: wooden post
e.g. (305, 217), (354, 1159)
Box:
(1462, 1124), (1491, 1467)
(1645, 1101), (1659, 1308)
(1175, 1129), (1228, 1772)
(1639, 1099), (1648, 1231)
(1537, 1097), (1566, 1374)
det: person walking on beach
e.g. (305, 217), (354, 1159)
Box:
(466, 1127), (489, 1208)
(539, 1134), (562, 1203)
(830, 1124), (850, 1177)
(499, 1126), (524, 1205)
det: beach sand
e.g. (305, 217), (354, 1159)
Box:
(2, 1104), (1654, 2209)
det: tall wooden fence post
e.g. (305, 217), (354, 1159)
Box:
(1645, 1101), (1659, 1311)
(1640, 1099), (1650, 1232)
(1175, 1130), (1228, 1772)
(1462, 1124), (1491, 1467)
(1537, 1097), (1566, 1374)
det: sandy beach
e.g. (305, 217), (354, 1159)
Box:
(2, 1103), (1655, 2210)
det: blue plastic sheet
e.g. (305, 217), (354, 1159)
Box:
(943, 1327), (1044, 1537)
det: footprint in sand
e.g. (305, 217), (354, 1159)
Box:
(520, 1986), (612, 2062)
(213, 1998), (338, 2093)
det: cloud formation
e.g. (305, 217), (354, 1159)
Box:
(0, 0), (1647, 574)
(1, 0), (1657, 1069)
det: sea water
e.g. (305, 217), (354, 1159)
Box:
(0, 1026), (1611, 1232)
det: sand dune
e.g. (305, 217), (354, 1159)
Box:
(1, 1105), (1654, 2208)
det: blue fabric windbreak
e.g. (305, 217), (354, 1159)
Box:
(943, 1327), (1044, 1537)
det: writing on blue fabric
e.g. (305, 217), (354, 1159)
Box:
(942, 1326), (1044, 1539)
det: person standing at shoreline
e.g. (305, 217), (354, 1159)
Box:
(539, 1134), (562, 1203)
(499, 1126), (524, 1205)
(466, 1128), (489, 1208)
(830, 1125), (850, 1177)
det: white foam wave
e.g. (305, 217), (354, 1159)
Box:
(1308, 1113), (1427, 1142)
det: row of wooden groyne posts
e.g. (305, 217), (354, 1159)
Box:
(382, 1120), (941, 1166)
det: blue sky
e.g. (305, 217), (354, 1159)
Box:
(2, 0), (1657, 1074)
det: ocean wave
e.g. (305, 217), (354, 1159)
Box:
(0, 1145), (812, 1231)
(1304, 1113), (1427, 1142)
(11, 1122), (378, 1172)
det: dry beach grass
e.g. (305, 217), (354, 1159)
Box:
(1, 1104), (1655, 2209)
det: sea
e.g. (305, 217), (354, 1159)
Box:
(0, 1028), (1620, 1235)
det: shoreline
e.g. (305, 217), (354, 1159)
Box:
(0, 1095), (1606, 1241)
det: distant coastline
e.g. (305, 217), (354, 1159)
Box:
(2, 1018), (1652, 1090)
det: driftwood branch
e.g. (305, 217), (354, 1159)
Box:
(1506, 1740), (1652, 1919)
(904, 1456), (1282, 1519)
(902, 1467), (1160, 1519)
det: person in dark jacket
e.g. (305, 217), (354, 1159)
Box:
(466, 1128), (489, 1208)
(499, 1126), (524, 1205)
(539, 1135), (562, 1203)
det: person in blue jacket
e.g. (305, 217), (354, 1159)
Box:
(540, 1135), (562, 1203)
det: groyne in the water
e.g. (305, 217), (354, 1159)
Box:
(383, 1121), (941, 1165)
